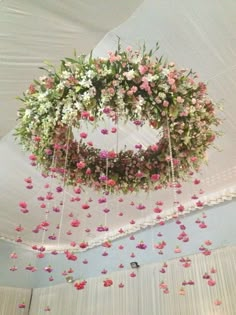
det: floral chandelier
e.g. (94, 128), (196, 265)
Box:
(10, 43), (228, 313)
(15, 43), (220, 193)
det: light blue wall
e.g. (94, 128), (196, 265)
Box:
(1, 199), (235, 288)
(0, 240), (36, 288)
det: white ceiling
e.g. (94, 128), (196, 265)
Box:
(0, 0), (236, 250)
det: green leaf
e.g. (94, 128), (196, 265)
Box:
(33, 80), (41, 86)
(65, 57), (81, 64)
(169, 106), (179, 119)
(89, 50), (93, 64)
(38, 67), (51, 73)
(16, 97), (25, 102)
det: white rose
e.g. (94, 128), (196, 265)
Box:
(124, 70), (135, 81)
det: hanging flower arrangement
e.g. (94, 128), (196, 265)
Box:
(15, 43), (220, 193)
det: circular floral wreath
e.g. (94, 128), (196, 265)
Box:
(16, 43), (220, 193)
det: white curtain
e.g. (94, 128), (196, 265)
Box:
(30, 246), (236, 315)
(0, 287), (31, 315)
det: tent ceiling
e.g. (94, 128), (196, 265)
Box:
(0, 0), (236, 250)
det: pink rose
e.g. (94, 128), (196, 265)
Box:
(151, 174), (160, 181)
(77, 161), (86, 169)
(80, 132), (88, 139)
(138, 65), (148, 75)
(150, 144), (159, 151)
(106, 179), (116, 186)
(108, 151), (117, 159)
(81, 111), (90, 119)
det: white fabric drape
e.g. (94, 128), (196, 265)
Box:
(0, 287), (31, 315)
(30, 246), (236, 315)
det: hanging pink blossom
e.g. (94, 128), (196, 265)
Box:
(74, 280), (87, 290)
(82, 203), (90, 210)
(154, 241), (166, 250)
(101, 269), (107, 274)
(37, 252), (45, 259)
(118, 228), (124, 234)
(25, 264), (35, 271)
(199, 221), (207, 229)
(135, 144), (142, 149)
(111, 127), (117, 133)
(74, 187), (81, 194)
(40, 221), (50, 229)
(70, 219), (80, 227)
(101, 129), (109, 135)
(15, 225), (24, 232)
(178, 288), (186, 296)
(103, 279), (113, 287)
(44, 266), (53, 273)
(202, 273), (210, 279)
(98, 197), (106, 204)
(153, 207), (162, 213)
(10, 266), (18, 271)
(202, 249), (211, 256)
(208, 279), (216, 286)
(80, 132), (88, 139)
(97, 225), (109, 232)
(10, 252), (18, 259)
(174, 246), (181, 254)
(48, 234), (57, 240)
(136, 241), (147, 250)
(196, 200), (204, 207)
(20, 208), (29, 214)
(18, 303), (26, 309)
(214, 300), (222, 306)
(46, 192), (54, 200)
(15, 237), (22, 243)
(102, 241), (112, 248)
(79, 241), (88, 249)
(65, 251), (77, 261)
(19, 201), (27, 208)
(136, 204), (146, 210)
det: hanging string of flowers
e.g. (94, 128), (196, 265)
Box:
(15, 43), (220, 193)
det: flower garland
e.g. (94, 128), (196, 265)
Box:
(15, 43), (220, 193)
